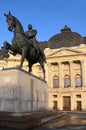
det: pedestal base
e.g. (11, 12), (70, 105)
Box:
(0, 112), (40, 129)
(0, 68), (48, 129)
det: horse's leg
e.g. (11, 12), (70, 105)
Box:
(28, 62), (32, 73)
(3, 41), (17, 56)
(18, 46), (28, 69)
(39, 61), (46, 80)
(2, 41), (10, 58)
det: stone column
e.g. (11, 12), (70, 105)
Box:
(69, 61), (74, 88)
(46, 63), (51, 87)
(58, 62), (63, 88)
(81, 60), (86, 87)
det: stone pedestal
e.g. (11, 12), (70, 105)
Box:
(0, 68), (48, 129)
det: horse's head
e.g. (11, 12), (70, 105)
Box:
(4, 11), (15, 31)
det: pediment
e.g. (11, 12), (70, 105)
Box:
(47, 48), (83, 57)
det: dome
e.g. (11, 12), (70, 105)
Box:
(48, 25), (82, 49)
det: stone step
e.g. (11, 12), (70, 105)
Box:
(0, 112), (41, 130)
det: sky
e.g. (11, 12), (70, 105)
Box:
(0, 0), (86, 48)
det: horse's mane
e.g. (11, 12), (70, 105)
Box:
(13, 15), (24, 33)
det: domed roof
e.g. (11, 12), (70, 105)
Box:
(48, 25), (82, 49)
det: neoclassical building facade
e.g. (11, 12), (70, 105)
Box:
(0, 25), (86, 111)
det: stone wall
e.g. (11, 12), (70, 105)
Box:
(0, 68), (48, 112)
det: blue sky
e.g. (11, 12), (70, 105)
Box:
(0, 0), (86, 47)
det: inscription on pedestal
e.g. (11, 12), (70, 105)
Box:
(0, 87), (17, 99)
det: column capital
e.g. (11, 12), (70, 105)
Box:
(69, 60), (73, 64)
(58, 62), (62, 65)
(80, 60), (84, 64)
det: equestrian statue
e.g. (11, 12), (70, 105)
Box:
(2, 12), (46, 79)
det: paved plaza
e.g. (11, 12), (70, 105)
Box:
(0, 112), (86, 130)
(32, 125), (86, 130)
(32, 112), (86, 130)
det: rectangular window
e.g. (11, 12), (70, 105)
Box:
(76, 101), (82, 111)
(53, 101), (58, 110)
(76, 95), (81, 98)
(53, 95), (58, 98)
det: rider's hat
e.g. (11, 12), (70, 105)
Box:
(28, 24), (32, 29)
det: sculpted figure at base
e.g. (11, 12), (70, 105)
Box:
(2, 12), (46, 79)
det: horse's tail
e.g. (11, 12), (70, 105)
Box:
(39, 50), (47, 63)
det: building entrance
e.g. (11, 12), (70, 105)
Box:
(76, 101), (82, 111)
(63, 96), (71, 111)
(53, 101), (58, 110)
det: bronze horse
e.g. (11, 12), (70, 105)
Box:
(3, 12), (46, 79)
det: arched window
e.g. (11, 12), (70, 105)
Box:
(64, 75), (70, 88)
(53, 76), (59, 88)
(75, 74), (82, 87)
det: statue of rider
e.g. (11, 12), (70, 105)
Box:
(25, 24), (46, 61)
